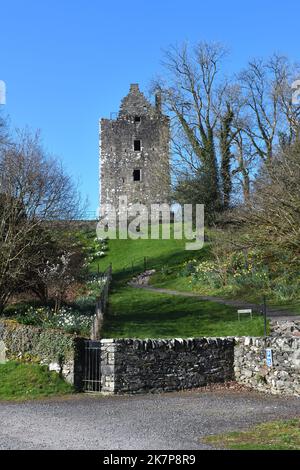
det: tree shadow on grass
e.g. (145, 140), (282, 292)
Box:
(102, 287), (264, 338)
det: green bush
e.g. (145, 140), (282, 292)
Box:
(179, 261), (196, 277)
(230, 266), (271, 290)
(191, 260), (225, 289)
(271, 280), (300, 301)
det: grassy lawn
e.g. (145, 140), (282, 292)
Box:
(204, 419), (300, 450)
(150, 267), (198, 292)
(74, 233), (263, 339)
(0, 362), (73, 401)
(149, 251), (300, 315)
(151, 271), (300, 315)
(82, 228), (266, 338)
(93, 232), (206, 279)
(102, 286), (265, 339)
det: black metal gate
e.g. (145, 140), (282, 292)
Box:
(83, 340), (102, 392)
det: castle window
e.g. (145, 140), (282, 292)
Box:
(133, 169), (141, 181)
(134, 116), (141, 122)
(134, 140), (141, 151)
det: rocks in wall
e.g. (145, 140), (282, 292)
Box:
(1, 314), (299, 397)
(100, 338), (235, 394)
(270, 320), (300, 337)
(234, 336), (300, 397)
(128, 270), (156, 287)
(99, 336), (300, 397)
(0, 319), (85, 386)
(100, 84), (171, 213)
(0, 340), (7, 364)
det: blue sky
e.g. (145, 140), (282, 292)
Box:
(1, 0), (299, 213)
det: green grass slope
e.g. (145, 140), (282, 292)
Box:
(0, 362), (73, 401)
(204, 419), (300, 450)
(102, 286), (265, 339)
(83, 229), (265, 338)
(94, 234), (205, 282)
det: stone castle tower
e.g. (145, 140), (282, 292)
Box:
(100, 84), (170, 214)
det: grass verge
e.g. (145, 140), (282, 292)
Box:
(0, 362), (73, 401)
(204, 419), (300, 450)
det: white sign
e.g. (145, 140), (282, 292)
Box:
(237, 309), (253, 321)
(266, 348), (273, 368)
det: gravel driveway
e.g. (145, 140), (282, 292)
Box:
(0, 389), (299, 450)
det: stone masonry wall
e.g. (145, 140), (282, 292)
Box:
(0, 319), (85, 387)
(100, 84), (170, 213)
(270, 320), (300, 337)
(3, 316), (299, 397)
(234, 336), (300, 397)
(100, 338), (235, 394)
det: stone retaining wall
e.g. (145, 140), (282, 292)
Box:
(100, 338), (235, 394)
(234, 336), (300, 397)
(0, 319), (85, 387)
(1, 316), (300, 397)
(270, 320), (300, 337)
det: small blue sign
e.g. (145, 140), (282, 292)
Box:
(266, 348), (273, 368)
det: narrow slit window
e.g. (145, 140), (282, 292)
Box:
(134, 140), (141, 151)
(133, 169), (141, 181)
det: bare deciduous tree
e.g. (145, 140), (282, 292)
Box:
(154, 42), (229, 216)
(0, 128), (84, 311)
(233, 141), (300, 254)
(238, 55), (300, 162)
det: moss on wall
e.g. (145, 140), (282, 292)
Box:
(0, 319), (79, 365)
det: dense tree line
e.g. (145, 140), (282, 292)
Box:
(153, 42), (300, 297)
(155, 42), (300, 222)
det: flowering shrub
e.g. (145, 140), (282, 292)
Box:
(86, 274), (108, 297)
(180, 249), (272, 292)
(15, 306), (94, 336)
(191, 260), (225, 289)
(271, 279), (300, 301)
(179, 261), (196, 277)
(84, 237), (108, 264)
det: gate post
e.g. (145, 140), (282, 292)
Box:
(73, 337), (86, 392)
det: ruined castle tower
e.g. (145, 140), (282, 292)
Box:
(100, 84), (170, 214)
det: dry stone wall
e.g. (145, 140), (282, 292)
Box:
(100, 335), (300, 397)
(0, 319), (85, 387)
(234, 336), (300, 397)
(100, 338), (235, 394)
(1, 316), (300, 397)
(270, 320), (300, 337)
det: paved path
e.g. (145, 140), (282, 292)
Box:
(132, 284), (300, 322)
(0, 389), (299, 450)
